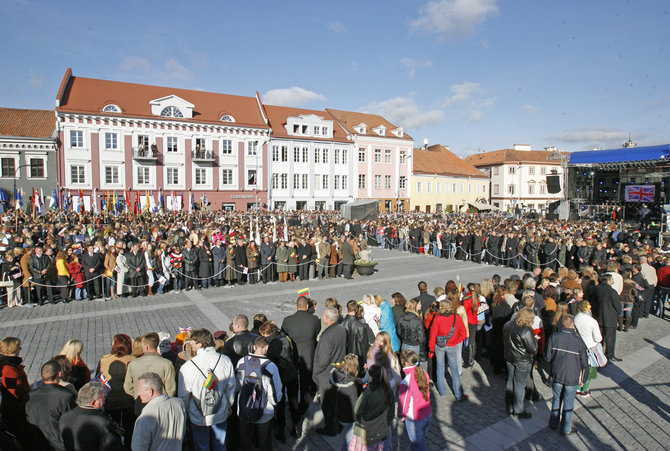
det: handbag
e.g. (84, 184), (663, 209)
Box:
(587, 342), (607, 367)
(351, 407), (388, 448)
(435, 314), (457, 347)
(0, 279), (12, 288)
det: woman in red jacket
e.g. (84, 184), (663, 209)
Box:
(461, 283), (481, 368)
(0, 336), (30, 444)
(429, 300), (468, 400)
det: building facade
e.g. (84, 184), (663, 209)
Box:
(411, 144), (488, 212)
(55, 69), (271, 211)
(466, 144), (566, 212)
(326, 109), (413, 211)
(264, 105), (356, 210)
(0, 108), (58, 208)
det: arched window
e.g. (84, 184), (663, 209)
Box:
(220, 115), (235, 122)
(160, 106), (183, 118)
(102, 104), (121, 113)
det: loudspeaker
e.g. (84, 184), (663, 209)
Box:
(546, 175), (561, 194)
(545, 213), (558, 220)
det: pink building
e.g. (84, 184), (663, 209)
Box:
(326, 109), (413, 210)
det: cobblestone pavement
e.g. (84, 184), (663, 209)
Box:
(0, 248), (668, 450)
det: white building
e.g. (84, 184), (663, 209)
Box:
(264, 105), (356, 210)
(466, 144), (568, 212)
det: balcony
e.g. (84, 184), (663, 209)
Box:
(192, 148), (216, 163)
(133, 145), (158, 161)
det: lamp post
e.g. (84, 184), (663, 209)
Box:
(12, 163), (32, 231)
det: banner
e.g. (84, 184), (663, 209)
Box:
(625, 185), (655, 203)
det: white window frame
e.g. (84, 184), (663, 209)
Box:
(105, 132), (118, 150)
(167, 136), (179, 153)
(385, 149), (392, 164)
(247, 141), (258, 156)
(166, 167), (179, 185)
(221, 168), (233, 185)
(71, 165), (85, 184)
(417, 181), (423, 193)
(195, 168), (207, 185)
(374, 149), (382, 163)
(342, 149), (348, 165)
(341, 175), (348, 190)
(104, 165), (119, 185)
(70, 130), (84, 148)
(358, 147), (366, 162)
(323, 148), (329, 164)
(27, 157), (46, 179)
(221, 139), (233, 154)
(400, 151), (407, 165)
(358, 174), (366, 189)
(399, 176), (406, 189)
(281, 173), (288, 189)
(302, 174), (308, 190)
(137, 167), (150, 185)
(374, 175), (382, 189)
(385, 175), (392, 189)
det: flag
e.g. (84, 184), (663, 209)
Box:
(106, 191), (111, 212)
(30, 188), (36, 214)
(63, 190), (69, 211)
(203, 369), (216, 390)
(92, 188), (99, 214)
(624, 185), (655, 202)
(159, 190), (164, 212)
(134, 191), (139, 215)
(78, 189), (85, 213)
(172, 190), (176, 211)
(124, 190), (131, 213)
(145, 191), (150, 213)
(39, 188), (46, 215)
(49, 189), (58, 210)
(150, 192), (157, 213)
(179, 326), (192, 334)
(114, 191), (118, 213)
(189, 192), (194, 212)
(298, 287), (310, 297)
(202, 192), (208, 211)
(97, 373), (111, 390)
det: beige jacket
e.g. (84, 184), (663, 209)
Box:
(124, 352), (176, 398)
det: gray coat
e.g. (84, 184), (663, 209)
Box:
(211, 245), (226, 280)
(182, 248), (199, 273)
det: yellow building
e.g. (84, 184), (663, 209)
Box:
(411, 145), (489, 212)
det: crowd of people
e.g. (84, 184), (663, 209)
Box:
(0, 208), (668, 450)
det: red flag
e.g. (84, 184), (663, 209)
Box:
(79, 189), (85, 213)
(124, 190), (131, 213)
(134, 191), (139, 215)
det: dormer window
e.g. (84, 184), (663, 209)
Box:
(102, 104), (121, 113)
(220, 115), (235, 122)
(314, 126), (320, 135)
(160, 106), (183, 118)
(354, 123), (367, 134)
(373, 125), (386, 136)
(392, 128), (404, 138)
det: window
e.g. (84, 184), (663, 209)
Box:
(385, 149), (392, 164)
(508, 184), (515, 195)
(102, 104), (121, 113)
(105, 133), (118, 150)
(323, 148), (329, 164)
(528, 166), (535, 175)
(494, 184), (499, 194)
(508, 166), (515, 174)
(302, 147), (309, 163)
(358, 147), (366, 162)
(341, 175), (348, 190)
(294, 174), (300, 190)
(460, 183), (464, 193)
(342, 149), (348, 164)
(399, 176), (406, 189)
(195, 168), (207, 185)
(482, 184), (486, 193)
(468, 183), (472, 193)
(322, 174), (328, 190)
(540, 184), (546, 194)
(167, 137), (178, 152)
(281, 146), (288, 162)
(436, 182), (441, 193)
(540, 167), (547, 175)
(334, 149), (340, 164)
(137, 167), (150, 185)
(1, 158), (15, 178)
(247, 141), (259, 156)
(248, 170), (257, 185)
(374, 175), (382, 189)
(71, 165), (85, 184)
(105, 166), (118, 184)
(334, 175), (340, 190)
(427, 182), (432, 193)
(313, 126), (320, 135)
(314, 148), (321, 163)
(160, 106), (183, 118)
(29, 158), (44, 178)
(221, 139), (232, 154)
(167, 168), (179, 185)
(138, 135), (149, 149)
(444, 183), (450, 193)
(452, 183), (457, 192)
(493, 166), (499, 175)
(293, 124), (300, 133)
(301, 125), (308, 134)
(221, 169), (233, 185)
(417, 181), (423, 193)
(272, 145), (279, 162)
(279, 173), (287, 189)
(293, 147), (300, 162)
(195, 138), (206, 151)
(322, 127), (328, 135)
(400, 151), (407, 165)
(271, 174), (279, 189)
(220, 115), (235, 122)
(374, 149), (382, 163)
(528, 184), (535, 194)
(70, 130), (83, 148)
(302, 174), (308, 190)
(385, 175), (392, 189)
(358, 174), (366, 189)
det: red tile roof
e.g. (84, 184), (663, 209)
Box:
(414, 145), (488, 178)
(465, 148), (568, 166)
(0, 108), (55, 139)
(325, 109), (413, 141)
(264, 105), (350, 143)
(56, 69), (269, 129)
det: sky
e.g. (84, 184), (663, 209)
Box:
(1, 0), (669, 156)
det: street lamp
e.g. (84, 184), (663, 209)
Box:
(12, 163), (33, 230)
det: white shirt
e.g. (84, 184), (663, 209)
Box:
(574, 312), (602, 349)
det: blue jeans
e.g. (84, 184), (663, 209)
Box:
(622, 302), (633, 318)
(401, 343), (421, 356)
(435, 342), (463, 399)
(405, 414), (431, 451)
(549, 383), (578, 434)
(191, 420), (227, 451)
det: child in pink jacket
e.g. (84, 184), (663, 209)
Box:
(399, 350), (432, 451)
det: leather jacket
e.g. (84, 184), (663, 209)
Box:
(222, 330), (258, 366)
(503, 320), (537, 364)
(341, 315), (370, 358)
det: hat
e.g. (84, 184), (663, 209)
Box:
(213, 330), (228, 340)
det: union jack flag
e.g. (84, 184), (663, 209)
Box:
(97, 373), (111, 390)
(179, 326), (192, 334)
(625, 185), (655, 203)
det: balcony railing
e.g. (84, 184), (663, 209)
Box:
(133, 145), (158, 161)
(192, 148), (216, 162)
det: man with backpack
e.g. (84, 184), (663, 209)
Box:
(178, 329), (236, 451)
(235, 336), (283, 451)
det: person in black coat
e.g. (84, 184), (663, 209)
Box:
(59, 382), (123, 451)
(196, 242), (213, 289)
(503, 308), (538, 418)
(506, 233), (519, 269)
(126, 243), (147, 298)
(281, 297), (320, 413)
(222, 314), (258, 367)
(341, 301), (370, 370)
(26, 360), (76, 451)
(313, 308), (347, 436)
(543, 237), (558, 271)
(29, 246), (55, 304)
(593, 274), (623, 361)
(259, 236), (276, 284)
(181, 240), (199, 290)
(297, 238), (313, 281)
(471, 232), (483, 264)
(233, 239), (247, 285)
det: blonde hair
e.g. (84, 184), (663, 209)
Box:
(373, 294), (384, 307)
(367, 331), (393, 361)
(433, 286), (445, 297)
(480, 279), (494, 298)
(515, 308), (536, 329)
(0, 337), (21, 356)
(361, 294), (376, 306)
(59, 339), (84, 364)
(405, 299), (420, 317)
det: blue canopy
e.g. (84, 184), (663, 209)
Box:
(569, 144), (670, 165)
